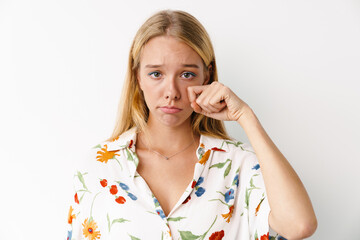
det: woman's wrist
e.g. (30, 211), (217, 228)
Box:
(236, 106), (258, 128)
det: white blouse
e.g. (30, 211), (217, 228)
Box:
(66, 127), (283, 240)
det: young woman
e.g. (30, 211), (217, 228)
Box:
(67, 10), (317, 240)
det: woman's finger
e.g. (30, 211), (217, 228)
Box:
(187, 85), (207, 103)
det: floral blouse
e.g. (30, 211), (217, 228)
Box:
(66, 127), (283, 240)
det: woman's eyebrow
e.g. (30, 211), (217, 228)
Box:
(144, 64), (200, 68)
(183, 64), (200, 68)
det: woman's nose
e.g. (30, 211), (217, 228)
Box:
(164, 76), (181, 100)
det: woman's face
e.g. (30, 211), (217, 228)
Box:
(137, 35), (210, 128)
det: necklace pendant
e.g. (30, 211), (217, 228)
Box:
(165, 156), (169, 160)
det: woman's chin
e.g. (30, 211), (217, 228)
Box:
(158, 114), (191, 128)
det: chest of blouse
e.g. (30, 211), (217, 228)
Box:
(66, 127), (271, 240)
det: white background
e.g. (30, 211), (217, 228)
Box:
(0, 0), (359, 239)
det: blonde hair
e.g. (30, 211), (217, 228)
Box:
(106, 9), (232, 142)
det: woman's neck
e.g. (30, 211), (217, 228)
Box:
(137, 119), (200, 155)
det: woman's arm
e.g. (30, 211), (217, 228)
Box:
(188, 82), (317, 239)
(238, 106), (317, 239)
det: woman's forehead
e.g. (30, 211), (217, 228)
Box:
(140, 36), (203, 68)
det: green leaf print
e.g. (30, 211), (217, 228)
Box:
(210, 190), (234, 208)
(245, 174), (262, 227)
(125, 148), (134, 161)
(254, 230), (258, 240)
(216, 191), (225, 197)
(112, 218), (130, 224)
(209, 162), (226, 169)
(128, 234), (141, 240)
(107, 213), (111, 232)
(250, 178), (255, 188)
(209, 159), (232, 179)
(224, 140), (243, 147)
(178, 215), (218, 240)
(107, 213), (130, 232)
(224, 140), (256, 153)
(250, 175), (260, 190)
(167, 216), (187, 222)
(209, 159), (231, 169)
(79, 192), (85, 203)
(209, 198), (228, 206)
(179, 231), (200, 240)
(245, 184), (259, 210)
(126, 148), (140, 168)
(92, 144), (101, 149)
(89, 192), (101, 220)
(75, 171), (89, 191)
(76, 189), (89, 193)
(245, 187), (250, 209)
(133, 151), (139, 168)
(224, 161), (232, 178)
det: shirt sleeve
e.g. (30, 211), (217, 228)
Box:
(66, 147), (103, 240)
(241, 143), (271, 240)
(66, 170), (85, 240)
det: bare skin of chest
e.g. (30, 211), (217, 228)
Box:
(135, 145), (199, 217)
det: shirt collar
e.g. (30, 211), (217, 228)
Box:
(106, 126), (138, 152)
(104, 126), (229, 179)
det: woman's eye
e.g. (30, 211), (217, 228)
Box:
(148, 71), (196, 79)
(182, 72), (196, 79)
(148, 71), (162, 78)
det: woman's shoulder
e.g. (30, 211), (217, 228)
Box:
(76, 127), (137, 166)
(201, 134), (255, 156)
(201, 134), (259, 172)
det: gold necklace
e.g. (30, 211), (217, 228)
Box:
(138, 135), (195, 160)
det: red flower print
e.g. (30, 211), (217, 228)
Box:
(191, 180), (197, 188)
(211, 147), (226, 152)
(100, 179), (107, 187)
(74, 193), (79, 204)
(128, 139), (134, 148)
(115, 196), (126, 204)
(182, 195), (191, 204)
(110, 185), (118, 195)
(260, 232), (269, 240)
(209, 230), (225, 240)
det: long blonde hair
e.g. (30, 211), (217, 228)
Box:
(106, 9), (231, 142)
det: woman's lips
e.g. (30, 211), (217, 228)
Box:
(159, 107), (182, 113)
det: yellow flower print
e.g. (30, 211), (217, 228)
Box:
(68, 205), (76, 224)
(96, 144), (120, 163)
(199, 149), (211, 165)
(82, 218), (101, 240)
(221, 205), (234, 223)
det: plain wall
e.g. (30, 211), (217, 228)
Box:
(0, 0), (359, 239)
